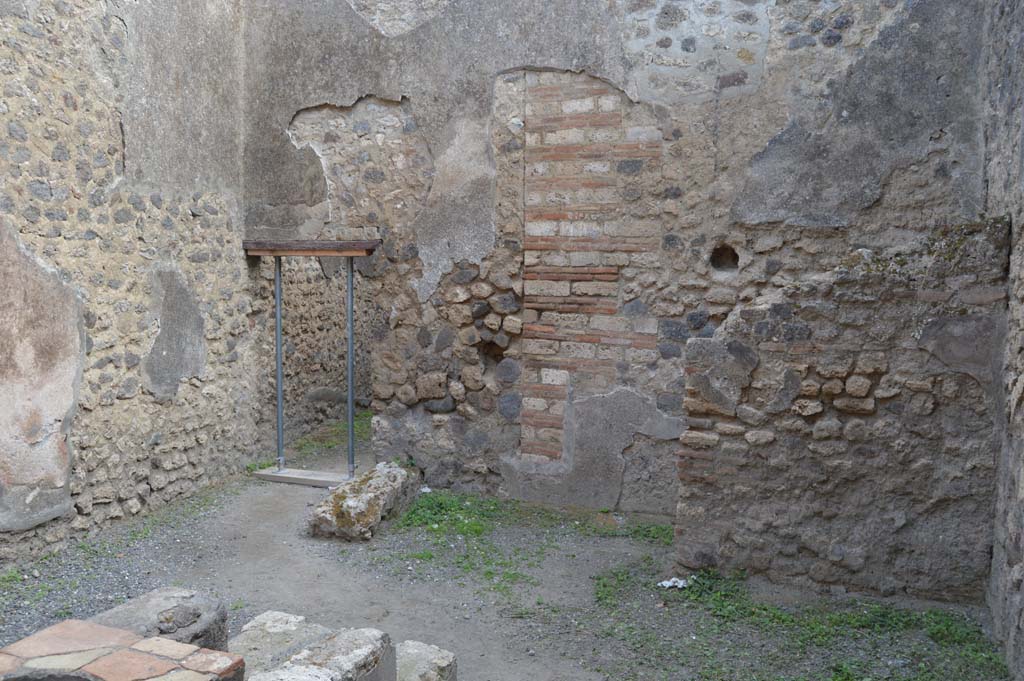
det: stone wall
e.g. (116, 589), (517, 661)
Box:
(677, 218), (1007, 600)
(986, 0), (1024, 675)
(0, 0), (1014, 623)
(0, 0), (353, 557)
(238, 0), (1003, 590)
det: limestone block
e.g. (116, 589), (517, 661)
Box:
(228, 611), (333, 676)
(90, 588), (228, 651)
(309, 463), (421, 541)
(289, 628), (396, 681)
(744, 430), (775, 446)
(250, 666), (338, 681)
(397, 641), (457, 681)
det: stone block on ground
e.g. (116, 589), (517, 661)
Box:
(228, 611), (333, 677)
(309, 462), (421, 541)
(288, 628), (396, 681)
(90, 587), (228, 651)
(397, 641), (456, 681)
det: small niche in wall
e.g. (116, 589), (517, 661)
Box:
(710, 244), (739, 272)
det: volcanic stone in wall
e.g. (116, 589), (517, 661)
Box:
(0, 222), (83, 531)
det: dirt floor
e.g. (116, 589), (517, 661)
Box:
(0, 422), (1011, 681)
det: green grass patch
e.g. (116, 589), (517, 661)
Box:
(403, 550), (436, 562)
(595, 566), (635, 607)
(581, 519), (675, 546)
(394, 491), (550, 599)
(291, 412), (374, 459)
(397, 490), (509, 537)
(245, 459), (276, 474)
(590, 561), (1008, 681)
(0, 568), (21, 589)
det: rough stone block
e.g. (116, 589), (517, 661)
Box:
(90, 588), (228, 651)
(228, 612), (334, 676)
(309, 463), (421, 541)
(289, 628), (396, 681)
(397, 641), (457, 681)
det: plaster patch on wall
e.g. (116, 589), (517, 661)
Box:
(503, 387), (684, 511)
(0, 221), (82, 531)
(345, 0), (454, 37)
(288, 97), (434, 247)
(620, 0), (770, 104)
(142, 268), (207, 401)
(411, 116), (496, 301)
(732, 0), (985, 227)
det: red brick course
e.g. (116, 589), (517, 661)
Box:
(516, 71), (663, 461)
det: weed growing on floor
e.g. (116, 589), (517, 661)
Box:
(395, 491), (543, 597)
(393, 491), (684, 602)
(116, 488), (223, 550)
(245, 459), (276, 474)
(261, 411), (374, 465)
(587, 559), (1009, 681)
(398, 490), (507, 536)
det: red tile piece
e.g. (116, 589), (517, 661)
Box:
(81, 649), (179, 681)
(2, 620), (141, 659)
(0, 653), (22, 673)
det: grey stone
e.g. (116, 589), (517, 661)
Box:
(288, 627), (396, 681)
(397, 640), (457, 681)
(423, 395), (455, 414)
(494, 358), (521, 385)
(309, 462), (421, 541)
(616, 159), (644, 175)
(787, 35), (816, 50)
(488, 293), (520, 314)
(684, 339), (759, 415)
(659, 319), (690, 342)
(497, 392), (521, 422)
(658, 342), (681, 359)
(91, 587), (228, 650)
(229, 611), (334, 676)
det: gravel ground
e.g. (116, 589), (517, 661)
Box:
(0, 481), (244, 644)
(0, 424), (1010, 681)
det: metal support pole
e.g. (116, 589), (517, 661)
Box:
(274, 256), (285, 472)
(346, 256), (356, 479)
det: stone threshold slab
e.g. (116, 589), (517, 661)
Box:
(253, 468), (351, 488)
